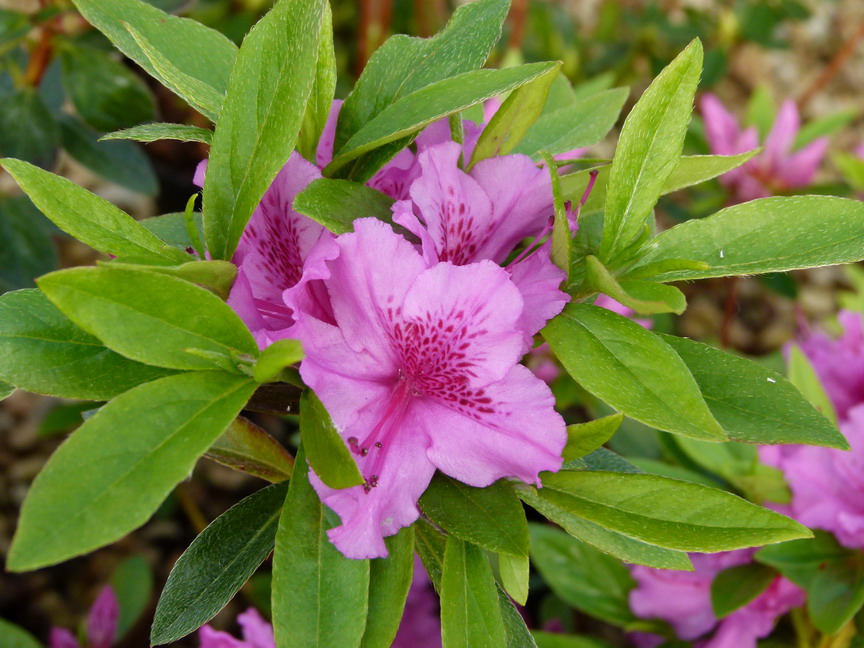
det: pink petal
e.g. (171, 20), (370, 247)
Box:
(401, 260), (525, 387)
(391, 199), (441, 265)
(237, 608), (275, 648)
(410, 142), (494, 264)
(392, 558), (442, 648)
(368, 148), (421, 201)
(198, 625), (247, 648)
(506, 243), (568, 347)
(779, 137), (828, 188)
(763, 100), (800, 167)
(49, 628), (81, 648)
(701, 94), (742, 157)
(194, 160), (208, 188)
(316, 100), (343, 168)
(312, 405), (436, 559)
(86, 586), (119, 648)
(421, 364), (565, 487)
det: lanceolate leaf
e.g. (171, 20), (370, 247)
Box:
(544, 303), (725, 441)
(300, 390), (364, 489)
(498, 553), (529, 605)
(272, 447), (369, 648)
(7, 371), (256, 571)
(205, 416), (295, 483)
(600, 39), (702, 263)
(661, 334), (847, 448)
(360, 527), (415, 648)
(0, 289), (174, 400)
(204, 0), (327, 260)
(711, 563), (776, 618)
(293, 179), (395, 234)
(0, 159), (187, 264)
(563, 414), (624, 461)
(440, 537), (507, 648)
(497, 586), (539, 648)
(101, 123), (213, 145)
(630, 196), (864, 281)
(71, 0), (237, 117)
(418, 473), (529, 556)
(535, 471), (811, 553)
(298, 3), (336, 161)
(585, 256), (685, 315)
(37, 265), (258, 371)
(787, 343), (837, 425)
(151, 481), (290, 645)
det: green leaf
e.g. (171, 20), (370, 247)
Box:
(563, 414), (623, 461)
(293, 178), (395, 234)
(58, 114), (158, 195)
(272, 446), (369, 648)
(0, 381), (13, 400)
(141, 212), (204, 250)
(585, 256), (685, 315)
(711, 562), (776, 618)
(661, 150), (760, 194)
(534, 471), (811, 552)
(0, 88), (58, 168)
(334, 0), (508, 153)
(298, 3), (336, 161)
(151, 481), (290, 645)
(498, 552), (529, 606)
(101, 123), (213, 145)
(519, 484), (692, 570)
(497, 586), (539, 648)
(469, 62), (562, 166)
(60, 43), (155, 131)
(440, 537), (507, 648)
(543, 303), (725, 440)
(793, 108), (857, 149)
(107, 259), (237, 300)
(514, 87), (629, 160)
(600, 39), (702, 262)
(37, 265), (258, 371)
(7, 371), (256, 571)
(0, 9), (30, 47)
(111, 556), (154, 640)
(361, 527), (415, 648)
(528, 524), (636, 627)
(205, 416), (294, 483)
(0, 195), (57, 292)
(300, 390), (364, 489)
(787, 343), (837, 425)
(0, 289), (174, 400)
(630, 196), (864, 281)
(0, 158), (187, 263)
(70, 0), (237, 118)
(203, 0), (327, 260)
(745, 85), (776, 139)
(415, 518), (448, 593)
(835, 151), (864, 193)
(328, 63), (559, 177)
(661, 334), (847, 448)
(419, 473), (529, 557)
(0, 619), (41, 648)
(253, 339), (304, 384)
(541, 150), (571, 278)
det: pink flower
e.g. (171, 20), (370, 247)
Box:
(629, 551), (803, 648)
(701, 94), (828, 203)
(198, 608), (275, 648)
(50, 586), (119, 648)
(285, 218), (566, 558)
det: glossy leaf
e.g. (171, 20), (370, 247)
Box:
(151, 481), (290, 645)
(0, 289), (174, 400)
(252, 339), (304, 384)
(662, 334), (847, 448)
(300, 390), (364, 489)
(205, 416), (294, 483)
(419, 473), (529, 557)
(1, 158), (187, 263)
(298, 3), (336, 161)
(327, 63), (559, 176)
(498, 552), (529, 606)
(528, 524), (636, 627)
(544, 303), (725, 441)
(360, 527), (415, 648)
(0, 88), (58, 168)
(293, 178), (395, 234)
(440, 537), (506, 648)
(631, 196), (864, 281)
(7, 371), (256, 571)
(469, 62), (561, 165)
(71, 0), (237, 118)
(38, 265), (258, 371)
(107, 259), (237, 300)
(203, 0), (327, 260)
(272, 447), (369, 648)
(563, 414), (624, 461)
(711, 562), (776, 618)
(514, 87), (629, 160)
(600, 40), (702, 262)
(101, 123), (213, 145)
(535, 471), (811, 552)
(0, 195), (56, 292)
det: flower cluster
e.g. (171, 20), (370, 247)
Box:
(224, 103), (568, 559)
(701, 94), (828, 204)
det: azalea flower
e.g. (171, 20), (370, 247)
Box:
(629, 551), (803, 648)
(701, 94), (828, 203)
(759, 310), (864, 548)
(198, 608), (275, 648)
(49, 587), (118, 648)
(285, 218), (566, 559)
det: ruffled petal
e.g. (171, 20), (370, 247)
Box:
(507, 243), (568, 346)
(421, 364), (565, 487)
